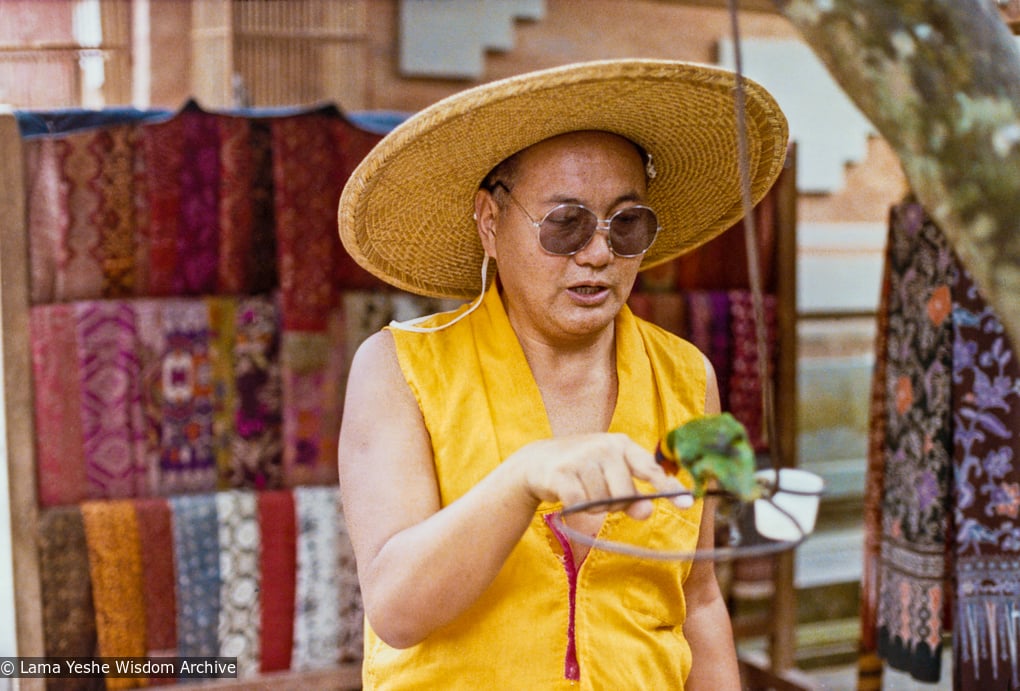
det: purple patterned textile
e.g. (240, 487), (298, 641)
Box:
(174, 109), (221, 295)
(875, 202), (954, 683)
(75, 301), (147, 499)
(951, 264), (1020, 691)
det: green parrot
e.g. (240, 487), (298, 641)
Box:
(654, 412), (761, 502)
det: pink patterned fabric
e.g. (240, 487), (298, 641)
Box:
(31, 304), (88, 506)
(175, 108), (221, 295)
(281, 309), (344, 487)
(728, 290), (777, 452)
(25, 137), (69, 305)
(75, 301), (147, 499)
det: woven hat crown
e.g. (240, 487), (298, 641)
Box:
(339, 59), (788, 299)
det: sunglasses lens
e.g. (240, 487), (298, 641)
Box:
(609, 207), (658, 256)
(537, 204), (658, 256)
(538, 205), (598, 255)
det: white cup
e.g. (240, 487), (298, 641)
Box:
(753, 468), (824, 542)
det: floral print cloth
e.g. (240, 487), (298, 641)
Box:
(865, 200), (1020, 688)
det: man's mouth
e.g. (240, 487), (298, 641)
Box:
(570, 285), (606, 295)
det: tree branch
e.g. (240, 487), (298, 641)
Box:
(774, 0), (1020, 342)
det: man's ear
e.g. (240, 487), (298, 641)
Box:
(474, 188), (499, 260)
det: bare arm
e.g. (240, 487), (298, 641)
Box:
(683, 356), (741, 689)
(337, 330), (685, 648)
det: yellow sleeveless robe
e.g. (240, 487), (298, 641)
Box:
(364, 284), (707, 689)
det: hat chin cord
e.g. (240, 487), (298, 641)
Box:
(388, 254), (491, 333)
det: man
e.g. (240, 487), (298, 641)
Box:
(337, 59), (788, 689)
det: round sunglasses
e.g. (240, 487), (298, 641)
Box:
(491, 181), (660, 258)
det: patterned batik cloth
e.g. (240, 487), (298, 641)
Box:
(951, 263), (1020, 690)
(206, 296), (239, 489)
(292, 486), (342, 670)
(270, 111), (384, 332)
(80, 500), (148, 690)
(684, 290), (733, 413)
(24, 123), (140, 304)
(156, 299), (218, 494)
(175, 106), (222, 295)
(230, 295), (283, 489)
(170, 493), (221, 659)
(281, 321), (342, 487)
(728, 290), (777, 453)
(75, 301), (148, 500)
(875, 202), (954, 683)
(30, 304), (88, 506)
(215, 115), (256, 294)
(38, 507), (98, 663)
(216, 490), (262, 677)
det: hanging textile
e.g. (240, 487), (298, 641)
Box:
(626, 291), (687, 337)
(81, 500), (148, 690)
(230, 295), (284, 489)
(258, 489), (297, 673)
(75, 301), (148, 500)
(271, 110), (385, 332)
(38, 506), (99, 683)
(157, 299), (218, 494)
(207, 296), (239, 488)
(139, 112), (185, 297)
(170, 493), (221, 659)
(728, 290), (777, 453)
(174, 107), (222, 295)
(31, 303), (88, 507)
(133, 498), (178, 669)
(684, 291), (733, 414)
(951, 264), (1020, 690)
(24, 123), (141, 304)
(874, 202), (954, 683)
(216, 490), (263, 678)
(215, 116), (256, 294)
(292, 486), (343, 670)
(245, 119), (279, 294)
(281, 314), (344, 487)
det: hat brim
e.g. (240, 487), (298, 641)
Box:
(339, 59), (789, 299)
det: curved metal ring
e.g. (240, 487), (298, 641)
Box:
(552, 489), (811, 562)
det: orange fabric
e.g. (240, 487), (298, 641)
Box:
(81, 500), (149, 689)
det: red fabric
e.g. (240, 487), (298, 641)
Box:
(673, 185), (777, 293)
(134, 497), (178, 684)
(217, 116), (256, 294)
(271, 113), (384, 331)
(30, 304), (88, 506)
(258, 489), (297, 672)
(139, 112), (185, 296)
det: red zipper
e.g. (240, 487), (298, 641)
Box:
(545, 513), (582, 681)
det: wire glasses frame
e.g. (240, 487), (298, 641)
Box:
(490, 181), (660, 258)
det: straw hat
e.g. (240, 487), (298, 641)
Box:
(338, 59), (788, 300)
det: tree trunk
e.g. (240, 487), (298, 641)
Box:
(773, 0), (1020, 342)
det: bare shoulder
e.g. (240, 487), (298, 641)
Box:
(339, 329), (439, 555)
(341, 328), (425, 445)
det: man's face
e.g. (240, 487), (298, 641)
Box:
(478, 130), (649, 345)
